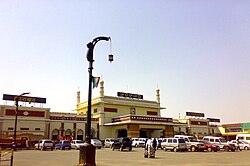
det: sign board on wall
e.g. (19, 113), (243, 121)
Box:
(207, 118), (220, 123)
(117, 92), (143, 99)
(186, 112), (205, 117)
(241, 123), (250, 129)
(3, 94), (46, 104)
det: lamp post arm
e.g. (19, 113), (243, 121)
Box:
(86, 36), (111, 62)
(92, 36), (110, 45)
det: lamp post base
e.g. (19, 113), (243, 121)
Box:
(79, 142), (96, 166)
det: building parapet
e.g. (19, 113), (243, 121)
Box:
(112, 114), (172, 123)
(50, 115), (98, 122)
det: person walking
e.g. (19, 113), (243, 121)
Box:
(147, 138), (156, 158)
(236, 139), (242, 151)
(152, 138), (157, 151)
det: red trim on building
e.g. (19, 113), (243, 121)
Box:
(222, 123), (241, 127)
(190, 121), (208, 126)
(60, 123), (64, 137)
(47, 123), (50, 138)
(147, 111), (158, 116)
(112, 115), (173, 123)
(20, 128), (29, 130)
(104, 108), (117, 113)
(5, 109), (45, 117)
(73, 123), (76, 139)
(50, 116), (98, 121)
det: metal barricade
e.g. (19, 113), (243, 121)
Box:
(0, 147), (14, 166)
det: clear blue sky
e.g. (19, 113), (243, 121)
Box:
(1, 0), (249, 124)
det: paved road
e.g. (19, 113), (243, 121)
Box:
(1, 148), (250, 166)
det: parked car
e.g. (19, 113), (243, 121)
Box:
(203, 136), (236, 152)
(104, 138), (115, 148)
(161, 138), (187, 152)
(174, 135), (206, 152)
(71, 140), (85, 150)
(139, 138), (148, 147)
(200, 140), (220, 152)
(131, 138), (145, 147)
(112, 137), (132, 151)
(34, 139), (54, 151)
(91, 139), (102, 149)
(228, 140), (250, 150)
(236, 134), (250, 144)
(55, 140), (71, 150)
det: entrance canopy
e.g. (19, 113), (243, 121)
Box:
(104, 114), (173, 126)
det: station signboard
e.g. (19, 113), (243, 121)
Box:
(186, 111), (205, 117)
(207, 118), (220, 123)
(117, 92), (143, 99)
(3, 94), (46, 104)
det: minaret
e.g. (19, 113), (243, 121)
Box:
(77, 89), (80, 106)
(156, 88), (160, 103)
(100, 80), (104, 97)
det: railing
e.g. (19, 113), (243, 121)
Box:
(0, 147), (13, 166)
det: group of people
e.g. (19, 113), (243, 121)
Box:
(146, 138), (157, 151)
(144, 138), (157, 158)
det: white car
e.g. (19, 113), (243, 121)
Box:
(34, 139), (54, 151)
(71, 140), (85, 150)
(131, 138), (145, 147)
(228, 140), (250, 150)
(91, 139), (102, 149)
(104, 138), (114, 148)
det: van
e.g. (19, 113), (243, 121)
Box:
(174, 135), (206, 152)
(203, 136), (236, 151)
(236, 134), (250, 144)
(161, 138), (187, 152)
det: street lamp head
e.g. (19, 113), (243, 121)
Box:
(108, 54), (114, 63)
(86, 42), (94, 62)
(20, 92), (30, 96)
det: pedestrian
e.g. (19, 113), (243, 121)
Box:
(146, 138), (152, 150)
(152, 138), (157, 151)
(236, 139), (242, 151)
(25, 138), (29, 149)
(144, 139), (152, 158)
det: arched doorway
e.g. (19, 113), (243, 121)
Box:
(139, 130), (147, 138)
(77, 129), (84, 140)
(52, 129), (59, 140)
(65, 129), (71, 140)
(118, 129), (127, 137)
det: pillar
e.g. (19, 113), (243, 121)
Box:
(164, 125), (174, 138)
(127, 124), (140, 138)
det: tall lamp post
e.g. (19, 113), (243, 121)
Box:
(13, 92), (30, 150)
(79, 36), (113, 166)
